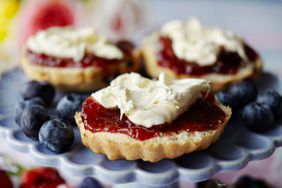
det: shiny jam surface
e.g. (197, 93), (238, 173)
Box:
(26, 40), (134, 68)
(80, 94), (226, 141)
(158, 36), (258, 76)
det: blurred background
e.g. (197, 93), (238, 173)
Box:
(0, 0), (282, 75)
(0, 0), (281, 187)
(0, 0), (281, 76)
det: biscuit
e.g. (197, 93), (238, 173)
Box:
(20, 46), (141, 92)
(141, 33), (262, 91)
(75, 99), (231, 162)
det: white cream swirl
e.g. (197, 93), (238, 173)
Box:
(160, 17), (248, 66)
(27, 27), (123, 61)
(92, 72), (210, 128)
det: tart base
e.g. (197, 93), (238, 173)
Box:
(141, 33), (263, 92)
(75, 101), (231, 162)
(20, 46), (141, 92)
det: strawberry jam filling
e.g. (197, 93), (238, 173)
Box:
(80, 93), (226, 141)
(158, 36), (258, 76)
(25, 40), (134, 68)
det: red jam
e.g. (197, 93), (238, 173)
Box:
(158, 36), (258, 76)
(25, 40), (134, 68)
(80, 93), (226, 141)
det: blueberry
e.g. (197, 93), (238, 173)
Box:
(39, 119), (74, 153)
(197, 179), (227, 188)
(20, 106), (50, 139)
(217, 91), (240, 111)
(242, 103), (274, 132)
(15, 97), (45, 126)
(234, 176), (257, 188)
(56, 94), (84, 125)
(21, 81), (55, 105)
(228, 80), (258, 107)
(256, 89), (282, 118)
(79, 177), (103, 188)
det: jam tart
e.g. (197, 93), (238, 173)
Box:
(75, 73), (232, 162)
(21, 27), (141, 92)
(141, 18), (262, 91)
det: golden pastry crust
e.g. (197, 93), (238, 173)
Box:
(20, 46), (141, 92)
(75, 100), (231, 162)
(141, 33), (263, 92)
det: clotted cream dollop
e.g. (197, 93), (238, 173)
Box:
(27, 27), (123, 62)
(92, 72), (211, 128)
(160, 17), (248, 66)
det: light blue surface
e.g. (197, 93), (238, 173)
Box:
(0, 69), (281, 187)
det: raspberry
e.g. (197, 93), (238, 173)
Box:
(0, 170), (13, 188)
(20, 167), (65, 188)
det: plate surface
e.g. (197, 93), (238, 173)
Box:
(0, 68), (281, 186)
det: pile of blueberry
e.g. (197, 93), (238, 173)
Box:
(15, 81), (84, 153)
(197, 175), (273, 188)
(217, 80), (282, 132)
